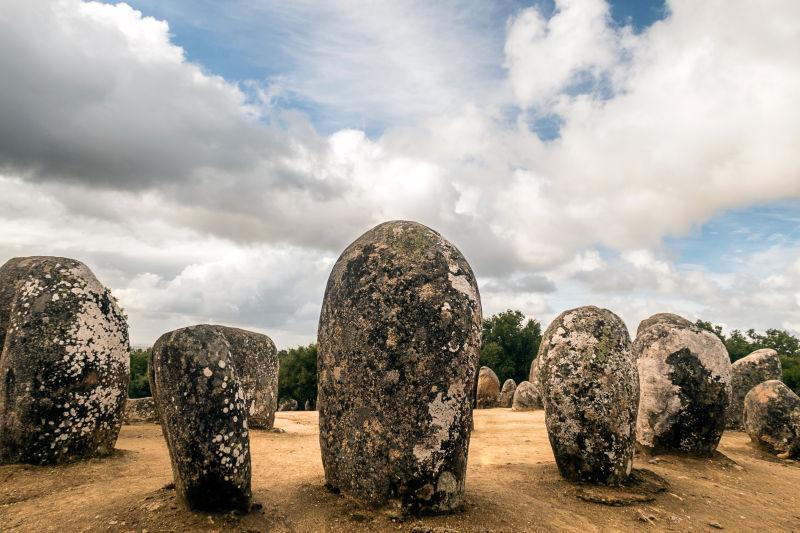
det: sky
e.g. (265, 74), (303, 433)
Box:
(0, 0), (798, 348)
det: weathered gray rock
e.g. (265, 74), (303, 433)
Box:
(511, 381), (541, 411)
(743, 380), (800, 458)
(318, 220), (482, 513)
(726, 349), (782, 430)
(304, 399), (314, 411)
(211, 326), (278, 429)
(476, 366), (500, 409)
(529, 356), (540, 384)
(149, 326), (251, 511)
(123, 397), (158, 424)
(537, 306), (638, 485)
(278, 398), (298, 412)
(0, 256), (129, 465)
(498, 379), (516, 408)
(634, 313), (732, 456)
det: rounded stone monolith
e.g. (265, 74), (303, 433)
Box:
(498, 379), (516, 408)
(511, 381), (541, 411)
(726, 349), (782, 430)
(537, 306), (638, 485)
(318, 220), (482, 513)
(634, 313), (731, 456)
(0, 256), (129, 465)
(743, 380), (800, 458)
(150, 326), (251, 511)
(123, 397), (158, 424)
(476, 366), (501, 409)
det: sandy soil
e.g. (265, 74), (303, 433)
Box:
(1, 409), (799, 532)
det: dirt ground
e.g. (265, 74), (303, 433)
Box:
(1, 409), (798, 533)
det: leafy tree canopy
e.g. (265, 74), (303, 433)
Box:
(278, 343), (318, 406)
(479, 309), (542, 384)
(129, 348), (151, 398)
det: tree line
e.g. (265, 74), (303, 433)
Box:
(127, 311), (800, 402)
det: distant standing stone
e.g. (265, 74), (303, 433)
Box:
(511, 381), (541, 411)
(726, 349), (782, 430)
(318, 220), (482, 512)
(476, 366), (501, 409)
(529, 356), (540, 383)
(538, 306), (638, 485)
(743, 380), (800, 459)
(498, 379), (516, 408)
(124, 397), (159, 424)
(304, 399), (314, 411)
(0, 256), (129, 465)
(635, 313), (732, 456)
(278, 398), (298, 411)
(150, 326), (251, 511)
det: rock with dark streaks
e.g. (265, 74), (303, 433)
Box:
(476, 366), (501, 409)
(318, 220), (482, 512)
(726, 349), (782, 430)
(123, 397), (159, 424)
(278, 398), (298, 412)
(498, 379), (516, 408)
(511, 381), (541, 411)
(743, 380), (800, 458)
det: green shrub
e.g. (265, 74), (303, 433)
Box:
(128, 348), (151, 398)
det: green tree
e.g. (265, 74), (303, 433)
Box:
(278, 343), (318, 406)
(128, 348), (151, 398)
(725, 330), (753, 361)
(480, 310), (542, 384)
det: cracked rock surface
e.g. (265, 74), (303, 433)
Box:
(726, 349), (782, 430)
(634, 313), (731, 456)
(0, 256), (129, 465)
(743, 379), (800, 459)
(317, 220), (482, 513)
(476, 366), (500, 409)
(537, 306), (638, 485)
(149, 325), (253, 511)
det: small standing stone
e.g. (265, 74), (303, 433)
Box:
(149, 326), (251, 511)
(635, 313), (732, 456)
(476, 366), (501, 409)
(726, 349), (782, 430)
(498, 379), (516, 408)
(318, 220), (482, 512)
(278, 398), (298, 411)
(0, 256), (129, 465)
(304, 399), (314, 411)
(511, 381), (541, 411)
(529, 356), (540, 383)
(743, 380), (800, 459)
(537, 306), (638, 485)
(123, 397), (159, 424)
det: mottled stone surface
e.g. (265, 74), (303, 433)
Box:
(318, 220), (482, 513)
(211, 326), (278, 430)
(149, 326), (251, 511)
(511, 381), (541, 411)
(743, 380), (800, 458)
(634, 313), (732, 456)
(278, 399), (298, 412)
(537, 306), (638, 485)
(529, 357), (540, 384)
(0, 256), (129, 465)
(476, 366), (500, 409)
(123, 397), (158, 424)
(726, 349), (782, 430)
(499, 379), (516, 408)
(304, 399), (314, 411)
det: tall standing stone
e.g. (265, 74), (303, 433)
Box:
(476, 366), (501, 408)
(498, 379), (516, 408)
(318, 220), (482, 513)
(529, 356), (540, 383)
(0, 257), (129, 465)
(537, 306), (638, 485)
(635, 313), (731, 456)
(743, 380), (800, 459)
(726, 349), (782, 430)
(150, 326), (252, 511)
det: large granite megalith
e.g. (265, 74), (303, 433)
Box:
(476, 366), (501, 409)
(0, 256), (129, 465)
(511, 381), (541, 411)
(499, 379), (516, 408)
(726, 349), (782, 430)
(149, 326), (252, 511)
(743, 380), (800, 459)
(634, 313), (731, 456)
(317, 220), (482, 513)
(537, 306), (638, 485)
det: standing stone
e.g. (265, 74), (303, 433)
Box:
(124, 397), (159, 424)
(318, 220), (482, 513)
(304, 399), (314, 411)
(0, 257), (129, 465)
(743, 380), (800, 458)
(278, 398), (298, 412)
(511, 381), (542, 411)
(726, 349), (782, 430)
(635, 313), (732, 456)
(150, 326), (251, 511)
(537, 306), (638, 485)
(498, 379), (516, 408)
(529, 356), (540, 383)
(210, 326), (278, 429)
(476, 366), (501, 409)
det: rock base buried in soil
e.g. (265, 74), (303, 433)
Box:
(573, 468), (668, 506)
